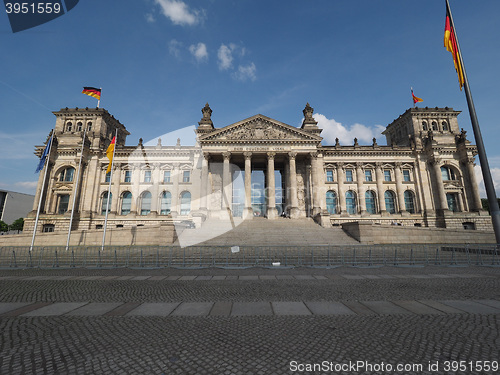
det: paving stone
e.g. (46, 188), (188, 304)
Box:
(104, 302), (142, 316)
(259, 276), (276, 280)
(440, 300), (500, 314)
(293, 275), (315, 280)
(305, 302), (355, 315)
(341, 275), (365, 280)
(363, 275), (381, 279)
(126, 303), (180, 316)
(166, 276), (181, 280)
(131, 276), (151, 280)
(171, 302), (213, 316)
(67, 303), (124, 316)
(231, 302), (273, 316)
(392, 300), (444, 315)
(115, 276), (134, 280)
(195, 276), (212, 281)
(239, 276), (259, 281)
(148, 276), (167, 281)
(225, 276), (238, 280)
(275, 275), (293, 280)
(341, 301), (377, 315)
(0, 302), (32, 315)
(22, 302), (88, 316)
(360, 301), (412, 315)
(211, 276), (226, 281)
(209, 302), (232, 316)
(0, 302), (52, 317)
(475, 299), (500, 310)
(313, 275), (328, 280)
(418, 300), (465, 314)
(271, 302), (311, 316)
(178, 276), (196, 280)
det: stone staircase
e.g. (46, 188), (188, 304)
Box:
(174, 217), (360, 247)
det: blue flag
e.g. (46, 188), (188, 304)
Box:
(35, 136), (52, 173)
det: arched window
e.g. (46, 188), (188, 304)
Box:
(77, 122), (83, 132)
(326, 190), (337, 214)
(121, 192), (132, 215)
(87, 122), (92, 132)
(160, 191), (172, 215)
(101, 192), (112, 215)
(432, 121), (438, 131)
(442, 121), (448, 131)
(66, 122), (73, 132)
(404, 190), (415, 214)
(422, 121), (428, 131)
(140, 191), (152, 215)
(345, 190), (357, 215)
(180, 191), (191, 215)
(441, 166), (456, 181)
(365, 190), (377, 214)
(384, 191), (396, 214)
(59, 167), (75, 182)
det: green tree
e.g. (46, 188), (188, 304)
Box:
(0, 220), (8, 232)
(10, 218), (24, 233)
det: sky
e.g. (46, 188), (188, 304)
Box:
(1, 0), (499, 197)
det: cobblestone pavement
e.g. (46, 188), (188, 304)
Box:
(0, 266), (499, 374)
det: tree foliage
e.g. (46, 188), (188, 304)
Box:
(10, 218), (24, 232)
(0, 221), (8, 232)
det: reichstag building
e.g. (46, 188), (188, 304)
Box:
(25, 103), (490, 235)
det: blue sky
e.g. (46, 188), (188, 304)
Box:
(1, 0), (499, 197)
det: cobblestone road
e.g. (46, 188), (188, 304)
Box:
(0, 266), (499, 374)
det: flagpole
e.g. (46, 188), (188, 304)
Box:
(411, 87), (415, 108)
(65, 125), (88, 251)
(445, 0), (500, 245)
(30, 131), (54, 252)
(101, 129), (118, 251)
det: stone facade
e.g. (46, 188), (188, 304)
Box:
(23, 104), (492, 239)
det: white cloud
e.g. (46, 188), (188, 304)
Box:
(169, 39), (183, 59)
(313, 113), (386, 146)
(189, 43), (208, 62)
(217, 44), (233, 70)
(154, 0), (202, 26)
(474, 165), (500, 198)
(145, 13), (155, 23)
(232, 63), (257, 82)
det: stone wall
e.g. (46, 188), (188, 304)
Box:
(342, 221), (496, 244)
(0, 223), (176, 247)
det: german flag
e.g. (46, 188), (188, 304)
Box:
(444, 7), (464, 90)
(82, 87), (101, 100)
(411, 89), (423, 104)
(106, 136), (115, 174)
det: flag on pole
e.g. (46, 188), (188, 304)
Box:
(444, 7), (465, 90)
(35, 136), (52, 173)
(411, 88), (423, 104)
(106, 136), (116, 174)
(82, 87), (102, 100)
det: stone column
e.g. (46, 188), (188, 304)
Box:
(200, 153), (209, 211)
(310, 152), (322, 216)
(356, 162), (366, 215)
(466, 157), (483, 211)
(130, 165), (140, 215)
(375, 162), (386, 214)
(243, 152), (253, 218)
(337, 162), (346, 214)
(110, 163), (121, 214)
(266, 152), (278, 219)
(170, 163), (180, 216)
(222, 152), (232, 214)
(431, 159), (449, 212)
(394, 162), (407, 214)
(288, 152), (299, 218)
(150, 163), (161, 216)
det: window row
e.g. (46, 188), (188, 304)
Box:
(105, 170), (191, 183)
(325, 190), (416, 215)
(326, 169), (412, 183)
(422, 120), (449, 132)
(66, 121), (93, 132)
(100, 191), (192, 216)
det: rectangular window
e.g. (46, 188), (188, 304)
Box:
(365, 170), (373, 182)
(345, 169), (353, 182)
(42, 224), (55, 233)
(124, 171), (131, 183)
(183, 171), (190, 183)
(163, 171), (171, 183)
(326, 170), (334, 182)
(144, 170), (152, 183)
(384, 170), (391, 181)
(58, 195), (70, 215)
(105, 172), (111, 183)
(403, 170), (411, 182)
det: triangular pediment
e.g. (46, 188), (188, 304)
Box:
(198, 114), (322, 143)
